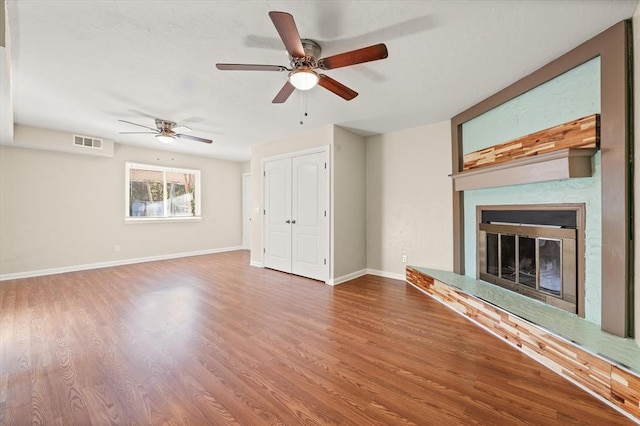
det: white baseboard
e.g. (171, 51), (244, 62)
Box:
(328, 268), (368, 286)
(366, 268), (406, 281)
(0, 246), (245, 281)
(326, 268), (406, 285)
(250, 261), (264, 268)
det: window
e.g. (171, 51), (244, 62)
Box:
(125, 162), (201, 222)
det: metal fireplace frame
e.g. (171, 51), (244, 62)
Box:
(476, 204), (585, 317)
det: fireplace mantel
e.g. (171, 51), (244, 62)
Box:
(450, 148), (597, 192)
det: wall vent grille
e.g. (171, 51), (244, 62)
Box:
(73, 135), (103, 149)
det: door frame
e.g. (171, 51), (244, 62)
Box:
(242, 172), (251, 250)
(262, 145), (331, 283)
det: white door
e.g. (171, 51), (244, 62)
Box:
(263, 149), (329, 282)
(264, 157), (292, 273)
(242, 173), (251, 249)
(291, 151), (327, 281)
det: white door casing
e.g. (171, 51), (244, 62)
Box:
(242, 173), (251, 249)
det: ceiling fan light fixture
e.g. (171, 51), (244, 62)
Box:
(288, 68), (319, 90)
(156, 134), (175, 144)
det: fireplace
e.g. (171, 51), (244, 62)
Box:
(477, 205), (584, 316)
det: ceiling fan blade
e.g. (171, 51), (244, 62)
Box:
(117, 119), (159, 132)
(170, 125), (191, 133)
(175, 134), (213, 144)
(272, 81), (296, 104)
(119, 131), (159, 134)
(268, 11), (305, 58)
(319, 43), (389, 70)
(216, 63), (288, 72)
(317, 74), (358, 101)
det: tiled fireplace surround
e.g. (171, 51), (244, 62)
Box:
(405, 21), (639, 421)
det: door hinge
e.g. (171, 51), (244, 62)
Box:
(263, 171), (266, 177)
(324, 258), (327, 265)
(263, 248), (266, 253)
(324, 162), (327, 169)
(324, 210), (326, 217)
(263, 209), (266, 215)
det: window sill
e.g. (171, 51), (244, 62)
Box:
(125, 216), (202, 224)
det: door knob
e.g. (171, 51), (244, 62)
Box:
(285, 220), (291, 224)
(291, 220), (296, 224)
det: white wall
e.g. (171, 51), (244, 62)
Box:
(332, 126), (367, 280)
(366, 121), (453, 277)
(0, 134), (243, 277)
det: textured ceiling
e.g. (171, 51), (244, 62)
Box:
(3, 0), (638, 161)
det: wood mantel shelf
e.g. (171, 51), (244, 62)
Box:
(450, 147), (597, 191)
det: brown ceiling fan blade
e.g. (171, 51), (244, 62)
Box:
(119, 131), (158, 134)
(118, 119), (159, 132)
(319, 43), (389, 70)
(216, 63), (288, 72)
(268, 11), (305, 58)
(317, 75), (358, 101)
(176, 134), (213, 144)
(272, 81), (296, 104)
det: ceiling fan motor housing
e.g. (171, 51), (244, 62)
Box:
(291, 39), (322, 68)
(155, 119), (177, 131)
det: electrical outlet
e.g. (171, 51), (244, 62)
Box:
(114, 245), (120, 252)
(402, 254), (407, 263)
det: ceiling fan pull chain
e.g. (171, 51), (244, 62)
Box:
(299, 90), (306, 125)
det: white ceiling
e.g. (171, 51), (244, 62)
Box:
(3, 0), (638, 161)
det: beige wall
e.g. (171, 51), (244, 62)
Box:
(366, 121), (453, 277)
(1, 0), (5, 48)
(14, 124), (115, 157)
(0, 138), (243, 276)
(332, 126), (367, 279)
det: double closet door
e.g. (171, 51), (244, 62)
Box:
(263, 149), (328, 282)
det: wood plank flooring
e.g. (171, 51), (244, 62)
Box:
(0, 250), (633, 425)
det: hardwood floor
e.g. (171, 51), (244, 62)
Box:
(0, 250), (633, 425)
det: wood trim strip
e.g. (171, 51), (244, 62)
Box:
(598, 21), (631, 337)
(462, 114), (599, 171)
(406, 267), (640, 422)
(452, 117), (464, 274)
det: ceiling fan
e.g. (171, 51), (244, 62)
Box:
(216, 11), (389, 103)
(118, 119), (213, 144)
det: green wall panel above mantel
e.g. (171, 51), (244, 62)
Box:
(462, 57), (601, 155)
(461, 56), (602, 325)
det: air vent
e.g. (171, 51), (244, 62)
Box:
(73, 135), (103, 149)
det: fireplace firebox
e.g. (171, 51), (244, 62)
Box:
(477, 205), (584, 316)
